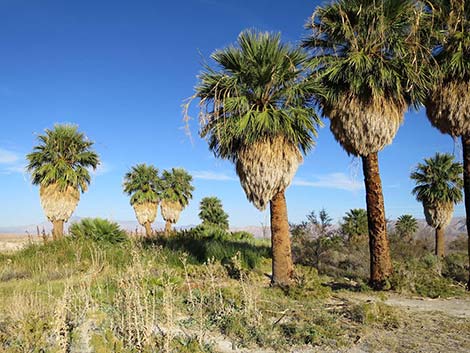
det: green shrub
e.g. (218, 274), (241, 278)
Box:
(443, 253), (468, 284)
(69, 218), (128, 244)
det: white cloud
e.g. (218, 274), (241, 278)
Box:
(0, 148), (19, 164)
(292, 173), (363, 192)
(192, 170), (237, 181)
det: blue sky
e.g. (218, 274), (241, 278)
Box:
(0, 0), (463, 228)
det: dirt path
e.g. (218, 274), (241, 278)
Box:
(345, 292), (470, 319)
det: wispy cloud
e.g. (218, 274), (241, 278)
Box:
(0, 148), (19, 164)
(192, 170), (237, 181)
(293, 173), (363, 192)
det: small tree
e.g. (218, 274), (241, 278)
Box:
(26, 124), (99, 240)
(341, 209), (368, 243)
(198, 196), (229, 230)
(411, 153), (463, 257)
(160, 168), (194, 234)
(395, 215), (418, 242)
(123, 164), (161, 237)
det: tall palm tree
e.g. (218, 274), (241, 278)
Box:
(160, 168), (194, 234)
(123, 164), (161, 237)
(423, 0), (470, 288)
(187, 30), (321, 286)
(410, 153), (463, 257)
(26, 124), (99, 240)
(341, 209), (368, 243)
(199, 196), (229, 230)
(395, 214), (419, 242)
(303, 0), (430, 289)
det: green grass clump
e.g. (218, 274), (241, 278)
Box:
(69, 218), (128, 244)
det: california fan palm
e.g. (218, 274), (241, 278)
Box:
(411, 153), (463, 257)
(188, 30), (321, 286)
(423, 0), (470, 289)
(26, 124), (99, 240)
(303, 0), (430, 289)
(123, 164), (161, 237)
(160, 168), (194, 234)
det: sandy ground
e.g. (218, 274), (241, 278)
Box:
(0, 234), (42, 252)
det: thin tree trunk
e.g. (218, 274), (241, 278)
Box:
(164, 220), (172, 235)
(270, 190), (293, 286)
(462, 134), (470, 290)
(144, 222), (152, 238)
(435, 225), (445, 257)
(52, 220), (64, 240)
(362, 153), (393, 290)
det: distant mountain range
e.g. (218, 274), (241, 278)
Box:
(0, 217), (467, 239)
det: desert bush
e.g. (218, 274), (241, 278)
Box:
(390, 254), (464, 298)
(69, 218), (128, 244)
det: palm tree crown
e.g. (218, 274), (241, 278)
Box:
(395, 214), (418, 238)
(341, 208), (368, 241)
(428, 0), (470, 83)
(411, 153), (463, 205)
(161, 168), (194, 207)
(193, 30), (321, 161)
(26, 124), (99, 191)
(123, 164), (161, 205)
(303, 0), (430, 155)
(199, 196), (229, 230)
(190, 30), (321, 210)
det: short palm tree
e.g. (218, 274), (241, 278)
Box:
(199, 196), (229, 230)
(26, 124), (99, 240)
(160, 168), (194, 234)
(303, 0), (430, 289)
(341, 209), (368, 243)
(395, 214), (419, 242)
(187, 30), (321, 285)
(423, 0), (470, 288)
(123, 164), (161, 237)
(410, 153), (463, 257)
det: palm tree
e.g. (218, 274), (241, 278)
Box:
(123, 164), (161, 237)
(395, 214), (418, 242)
(303, 0), (429, 289)
(199, 196), (229, 230)
(410, 153), (463, 257)
(160, 168), (194, 234)
(187, 30), (321, 286)
(26, 124), (99, 240)
(341, 209), (368, 243)
(423, 0), (470, 288)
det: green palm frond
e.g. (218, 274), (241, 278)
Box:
(123, 164), (161, 205)
(304, 0), (432, 110)
(161, 168), (194, 207)
(425, 0), (470, 82)
(26, 124), (99, 192)
(410, 152), (463, 204)
(189, 30), (322, 162)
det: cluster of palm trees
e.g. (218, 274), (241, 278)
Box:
(123, 165), (194, 236)
(23, 0), (469, 291)
(188, 0), (470, 290)
(26, 125), (194, 239)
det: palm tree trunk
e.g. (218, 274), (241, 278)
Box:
(52, 220), (64, 240)
(270, 190), (293, 286)
(164, 220), (172, 235)
(361, 153), (393, 290)
(461, 134), (470, 290)
(144, 222), (152, 237)
(435, 225), (445, 257)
